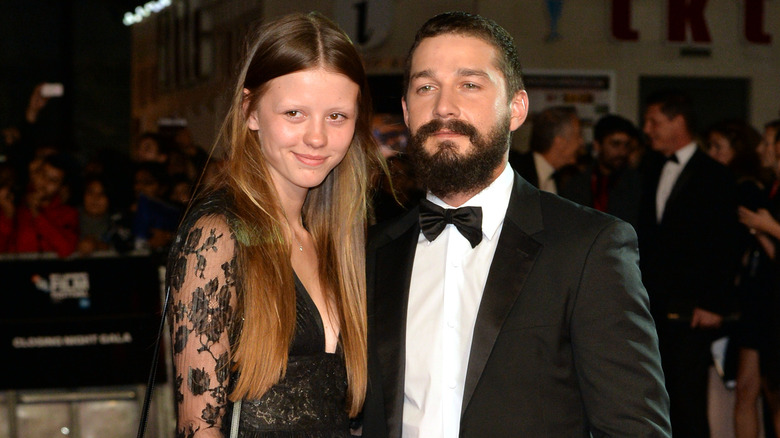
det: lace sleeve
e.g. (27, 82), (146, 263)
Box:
(168, 214), (237, 438)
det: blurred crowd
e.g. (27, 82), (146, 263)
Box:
(0, 83), (219, 258)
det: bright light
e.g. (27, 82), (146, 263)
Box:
(123, 0), (172, 26)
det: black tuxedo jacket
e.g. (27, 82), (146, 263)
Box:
(363, 172), (671, 437)
(638, 149), (739, 319)
(508, 150), (539, 187)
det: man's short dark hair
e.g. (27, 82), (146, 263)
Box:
(403, 11), (524, 99)
(529, 106), (578, 154)
(645, 89), (697, 134)
(593, 115), (638, 144)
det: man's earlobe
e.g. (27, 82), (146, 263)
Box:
(509, 91), (529, 132)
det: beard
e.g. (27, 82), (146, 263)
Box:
(406, 117), (511, 199)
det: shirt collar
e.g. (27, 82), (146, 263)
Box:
(670, 142), (697, 167)
(533, 152), (556, 184)
(427, 163), (513, 242)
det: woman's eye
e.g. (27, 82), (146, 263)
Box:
(328, 113), (347, 121)
(285, 110), (302, 118)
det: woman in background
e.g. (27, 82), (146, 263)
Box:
(167, 12), (381, 437)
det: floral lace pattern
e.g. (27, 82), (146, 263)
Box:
(168, 197), (350, 438)
(169, 214), (237, 437)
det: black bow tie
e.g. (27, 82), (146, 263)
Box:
(419, 198), (483, 248)
(665, 154), (679, 164)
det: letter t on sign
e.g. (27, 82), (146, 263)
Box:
(668, 0), (712, 43)
(612, 0), (639, 41)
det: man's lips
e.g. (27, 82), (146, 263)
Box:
(432, 129), (465, 138)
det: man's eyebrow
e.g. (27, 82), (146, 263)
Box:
(457, 68), (490, 78)
(409, 69), (435, 82)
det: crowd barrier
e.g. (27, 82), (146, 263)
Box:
(0, 252), (173, 438)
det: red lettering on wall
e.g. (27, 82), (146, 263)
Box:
(745, 0), (771, 44)
(668, 0), (711, 43)
(612, 0), (639, 41)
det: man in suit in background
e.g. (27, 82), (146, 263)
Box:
(638, 90), (739, 438)
(362, 11), (671, 437)
(508, 105), (582, 194)
(559, 114), (642, 228)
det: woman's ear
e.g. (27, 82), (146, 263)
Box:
(243, 88), (260, 131)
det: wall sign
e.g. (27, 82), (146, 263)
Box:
(335, 0), (394, 50)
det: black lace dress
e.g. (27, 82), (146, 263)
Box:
(168, 197), (350, 438)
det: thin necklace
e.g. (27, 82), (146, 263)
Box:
(292, 230), (303, 252)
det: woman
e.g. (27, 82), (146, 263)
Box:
(738, 121), (780, 438)
(707, 118), (775, 438)
(167, 12), (380, 437)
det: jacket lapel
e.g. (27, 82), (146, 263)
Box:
(662, 148), (701, 222)
(461, 174), (543, 416)
(372, 211), (419, 438)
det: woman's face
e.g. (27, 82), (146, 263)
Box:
(245, 67), (359, 199)
(707, 131), (735, 166)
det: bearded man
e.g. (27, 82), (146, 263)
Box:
(362, 11), (671, 438)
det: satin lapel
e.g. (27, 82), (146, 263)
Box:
(461, 174), (543, 417)
(373, 216), (419, 438)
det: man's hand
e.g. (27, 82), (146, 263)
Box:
(26, 83), (50, 124)
(690, 307), (722, 329)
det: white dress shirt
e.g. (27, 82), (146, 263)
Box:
(655, 142), (696, 222)
(403, 164), (514, 438)
(533, 152), (557, 194)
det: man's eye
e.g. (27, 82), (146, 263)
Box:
(463, 83), (479, 90)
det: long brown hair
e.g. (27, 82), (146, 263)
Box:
(209, 12), (377, 416)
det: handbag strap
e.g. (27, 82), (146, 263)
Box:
(136, 285), (171, 438)
(230, 399), (242, 438)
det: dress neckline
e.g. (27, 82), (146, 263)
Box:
(293, 271), (341, 355)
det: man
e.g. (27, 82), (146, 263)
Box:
(638, 90), (739, 437)
(508, 105), (582, 194)
(363, 12), (671, 437)
(559, 114), (641, 228)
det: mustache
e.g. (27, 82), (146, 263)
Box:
(413, 119), (479, 143)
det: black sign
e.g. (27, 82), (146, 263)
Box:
(0, 254), (165, 389)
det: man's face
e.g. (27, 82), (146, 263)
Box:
(595, 131), (631, 173)
(402, 34), (528, 198)
(556, 117), (583, 168)
(756, 126), (777, 168)
(643, 104), (683, 155)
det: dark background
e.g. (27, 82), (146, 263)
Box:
(0, 0), (135, 162)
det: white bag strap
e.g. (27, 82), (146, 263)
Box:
(229, 400), (242, 438)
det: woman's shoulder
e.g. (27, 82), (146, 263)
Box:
(170, 190), (236, 256)
(179, 190), (235, 230)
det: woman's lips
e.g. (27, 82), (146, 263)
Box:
(294, 153), (327, 166)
